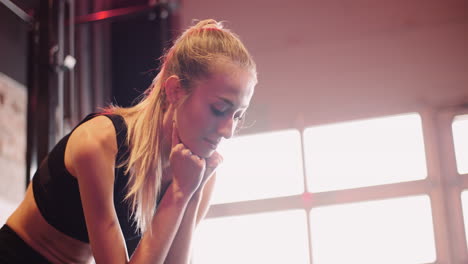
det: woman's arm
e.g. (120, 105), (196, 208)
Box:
(164, 173), (217, 264)
(70, 119), (131, 263)
(77, 146), (193, 264)
(128, 181), (193, 263)
(131, 121), (209, 263)
(69, 117), (199, 264)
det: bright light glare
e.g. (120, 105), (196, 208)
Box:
(309, 195), (436, 264)
(193, 210), (310, 264)
(213, 130), (304, 204)
(304, 113), (427, 192)
(0, 198), (18, 225)
(460, 190), (468, 245)
(453, 115), (468, 175)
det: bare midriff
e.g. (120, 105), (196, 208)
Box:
(6, 184), (93, 264)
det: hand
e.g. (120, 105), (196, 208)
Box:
(202, 151), (223, 185)
(169, 121), (206, 196)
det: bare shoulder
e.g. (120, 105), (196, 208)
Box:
(65, 115), (118, 178)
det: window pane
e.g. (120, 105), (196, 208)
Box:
(309, 195), (436, 264)
(193, 210), (310, 264)
(453, 115), (468, 175)
(0, 197), (18, 225)
(460, 190), (468, 245)
(213, 130), (304, 204)
(304, 113), (427, 192)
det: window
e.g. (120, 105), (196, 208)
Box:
(194, 210), (310, 264)
(452, 114), (468, 175)
(461, 191), (468, 248)
(309, 195), (436, 264)
(212, 129), (304, 204)
(303, 113), (427, 192)
(194, 111), (463, 263)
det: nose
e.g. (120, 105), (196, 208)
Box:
(218, 118), (236, 139)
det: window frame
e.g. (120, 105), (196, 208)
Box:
(200, 106), (468, 264)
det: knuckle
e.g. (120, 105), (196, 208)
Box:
(174, 144), (184, 152)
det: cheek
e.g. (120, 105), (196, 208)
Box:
(177, 101), (211, 137)
(192, 108), (217, 134)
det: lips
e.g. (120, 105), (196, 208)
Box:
(204, 138), (220, 149)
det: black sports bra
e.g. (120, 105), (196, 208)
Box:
(32, 113), (141, 255)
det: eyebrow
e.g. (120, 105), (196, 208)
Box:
(218, 97), (233, 107)
(216, 96), (249, 109)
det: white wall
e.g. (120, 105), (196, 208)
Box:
(0, 73), (27, 224)
(180, 0), (468, 134)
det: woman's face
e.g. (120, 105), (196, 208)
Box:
(175, 63), (256, 158)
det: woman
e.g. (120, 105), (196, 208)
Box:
(0, 19), (257, 263)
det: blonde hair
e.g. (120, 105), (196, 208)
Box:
(106, 19), (257, 233)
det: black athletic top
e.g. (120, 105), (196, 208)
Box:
(32, 113), (142, 255)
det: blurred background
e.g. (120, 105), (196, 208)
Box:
(1, 0), (467, 263)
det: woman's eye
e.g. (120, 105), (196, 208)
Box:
(211, 106), (225, 116)
(211, 105), (245, 121)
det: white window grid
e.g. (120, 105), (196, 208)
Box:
(201, 106), (468, 264)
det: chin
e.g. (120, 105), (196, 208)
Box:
(204, 149), (216, 158)
(195, 148), (215, 159)
(188, 139), (216, 159)
(190, 143), (215, 159)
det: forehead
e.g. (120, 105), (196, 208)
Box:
(193, 63), (256, 106)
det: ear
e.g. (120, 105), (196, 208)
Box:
(164, 75), (187, 104)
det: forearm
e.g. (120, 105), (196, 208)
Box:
(129, 183), (193, 264)
(165, 174), (217, 264)
(164, 191), (203, 264)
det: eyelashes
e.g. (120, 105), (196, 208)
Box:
(236, 113), (246, 121)
(210, 106), (244, 121)
(210, 107), (224, 117)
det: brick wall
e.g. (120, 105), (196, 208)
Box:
(0, 72), (27, 224)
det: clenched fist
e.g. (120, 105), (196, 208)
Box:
(169, 122), (207, 196)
